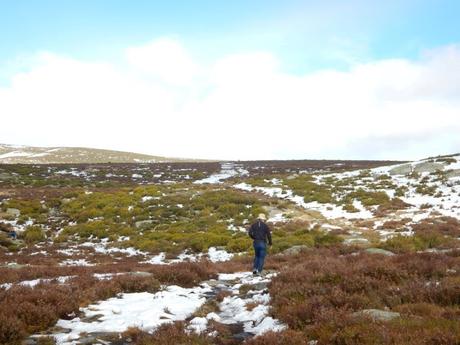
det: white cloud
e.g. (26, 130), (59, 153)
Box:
(125, 38), (199, 86)
(1, 40), (459, 160)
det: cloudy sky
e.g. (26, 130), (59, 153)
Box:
(1, 0), (459, 160)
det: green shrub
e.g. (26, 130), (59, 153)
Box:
(22, 226), (46, 244)
(343, 188), (390, 207)
(285, 175), (334, 204)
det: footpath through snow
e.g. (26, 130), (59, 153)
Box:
(195, 162), (248, 184)
(44, 271), (285, 344)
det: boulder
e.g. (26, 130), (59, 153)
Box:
(6, 208), (20, 217)
(365, 248), (396, 256)
(282, 245), (310, 255)
(389, 164), (412, 176)
(413, 162), (444, 174)
(446, 169), (460, 179)
(353, 309), (400, 321)
(0, 173), (13, 181)
(135, 220), (154, 229)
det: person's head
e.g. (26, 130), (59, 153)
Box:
(257, 213), (267, 222)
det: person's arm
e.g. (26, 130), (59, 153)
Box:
(266, 224), (272, 245)
(248, 224), (255, 239)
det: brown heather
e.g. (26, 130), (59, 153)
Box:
(0, 261), (217, 344)
(266, 248), (460, 344)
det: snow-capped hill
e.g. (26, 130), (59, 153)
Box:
(0, 144), (196, 164)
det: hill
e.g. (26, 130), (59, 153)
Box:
(0, 144), (200, 164)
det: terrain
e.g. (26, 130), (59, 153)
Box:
(0, 144), (202, 164)
(0, 155), (459, 345)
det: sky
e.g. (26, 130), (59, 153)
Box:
(1, 0), (460, 160)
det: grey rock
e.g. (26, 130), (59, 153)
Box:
(251, 282), (268, 291)
(282, 245), (310, 255)
(0, 173), (13, 181)
(446, 169), (460, 179)
(6, 208), (20, 217)
(365, 248), (396, 256)
(80, 313), (104, 323)
(21, 338), (37, 345)
(135, 220), (154, 229)
(49, 208), (60, 217)
(128, 271), (153, 278)
(389, 164), (412, 176)
(201, 280), (225, 288)
(353, 309), (400, 321)
(286, 174), (299, 180)
(76, 336), (97, 345)
(413, 162), (444, 174)
(47, 326), (72, 334)
(2, 263), (28, 269)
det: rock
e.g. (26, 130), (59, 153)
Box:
(365, 248), (396, 256)
(74, 332), (119, 345)
(0, 173), (13, 181)
(80, 313), (104, 323)
(286, 174), (298, 180)
(75, 336), (96, 344)
(251, 282), (268, 291)
(446, 169), (460, 179)
(47, 326), (72, 334)
(128, 271), (153, 278)
(21, 338), (37, 345)
(6, 208), (20, 217)
(2, 263), (28, 269)
(61, 198), (74, 204)
(353, 309), (400, 321)
(282, 245), (310, 255)
(389, 164), (412, 176)
(413, 162), (444, 174)
(135, 220), (154, 229)
(49, 208), (60, 217)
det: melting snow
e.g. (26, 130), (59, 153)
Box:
(53, 285), (212, 344)
(195, 162), (248, 184)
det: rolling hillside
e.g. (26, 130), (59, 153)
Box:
(0, 144), (198, 164)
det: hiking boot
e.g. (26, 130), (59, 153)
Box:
(253, 270), (258, 275)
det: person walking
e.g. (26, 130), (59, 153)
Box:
(248, 213), (272, 275)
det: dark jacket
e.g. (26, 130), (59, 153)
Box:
(248, 220), (272, 245)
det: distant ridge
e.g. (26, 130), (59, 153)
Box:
(0, 144), (205, 164)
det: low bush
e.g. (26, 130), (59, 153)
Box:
(22, 226), (46, 244)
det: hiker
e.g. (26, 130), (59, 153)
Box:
(8, 230), (17, 240)
(248, 213), (272, 275)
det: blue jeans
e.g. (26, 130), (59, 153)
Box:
(253, 241), (267, 273)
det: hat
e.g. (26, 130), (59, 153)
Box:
(258, 213), (267, 221)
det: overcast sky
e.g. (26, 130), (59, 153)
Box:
(1, 0), (460, 160)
